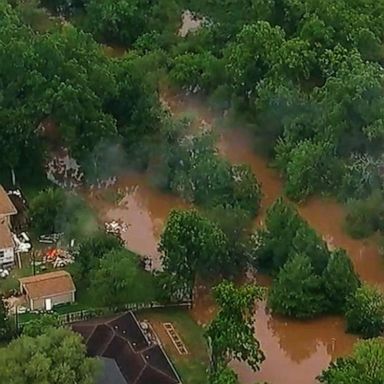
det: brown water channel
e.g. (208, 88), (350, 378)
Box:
(86, 91), (384, 383)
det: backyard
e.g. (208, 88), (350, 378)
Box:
(137, 307), (209, 384)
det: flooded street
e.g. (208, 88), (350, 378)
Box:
(85, 89), (383, 383)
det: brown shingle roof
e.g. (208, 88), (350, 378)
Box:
(0, 220), (14, 249)
(0, 186), (17, 216)
(19, 271), (76, 299)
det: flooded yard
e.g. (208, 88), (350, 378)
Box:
(82, 89), (383, 383)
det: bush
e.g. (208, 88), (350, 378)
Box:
(344, 190), (384, 238)
(345, 284), (384, 338)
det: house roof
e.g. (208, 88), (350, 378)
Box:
(0, 219), (14, 249)
(19, 271), (76, 299)
(0, 186), (17, 216)
(72, 312), (181, 384)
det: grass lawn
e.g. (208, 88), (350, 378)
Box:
(137, 307), (209, 384)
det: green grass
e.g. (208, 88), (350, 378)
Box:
(137, 308), (209, 384)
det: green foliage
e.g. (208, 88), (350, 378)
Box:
(268, 253), (327, 318)
(89, 249), (157, 306)
(206, 281), (264, 372)
(70, 231), (123, 288)
(344, 190), (384, 238)
(254, 198), (327, 274)
(319, 338), (384, 384)
(29, 188), (65, 235)
(159, 209), (230, 300)
(161, 130), (262, 216)
(29, 188), (97, 239)
(322, 249), (360, 312)
(21, 314), (59, 337)
(345, 284), (384, 338)
(209, 365), (238, 384)
(84, 0), (148, 46)
(0, 297), (12, 342)
(0, 327), (99, 384)
(278, 139), (340, 201)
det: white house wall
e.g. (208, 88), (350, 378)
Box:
(0, 247), (15, 265)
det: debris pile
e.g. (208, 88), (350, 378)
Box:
(105, 220), (127, 238)
(13, 232), (31, 253)
(46, 150), (83, 189)
(44, 248), (75, 268)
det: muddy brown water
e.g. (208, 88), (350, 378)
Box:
(85, 89), (384, 383)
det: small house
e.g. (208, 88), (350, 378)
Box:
(19, 271), (76, 311)
(0, 185), (17, 267)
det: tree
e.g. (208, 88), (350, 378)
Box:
(282, 139), (340, 201)
(0, 297), (11, 342)
(253, 198), (303, 273)
(268, 253), (327, 318)
(209, 365), (238, 384)
(322, 249), (360, 312)
(205, 281), (264, 373)
(84, 0), (149, 45)
(22, 314), (59, 337)
(72, 231), (123, 287)
(319, 338), (384, 383)
(0, 327), (99, 384)
(89, 249), (156, 307)
(345, 284), (384, 338)
(29, 188), (66, 235)
(159, 209), (230, 300)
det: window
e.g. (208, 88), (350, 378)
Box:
(0, 251), (4, 259)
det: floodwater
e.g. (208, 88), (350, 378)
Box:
(86, 173), (187, 270)
(85, 85), (383, 383)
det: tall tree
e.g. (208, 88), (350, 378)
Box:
(0, 328), (99, 384)
(268, 253), (327, 318)
(159, 209), (230, 300)
(205, 281), (264, 373)
(322, 249), (360, 312)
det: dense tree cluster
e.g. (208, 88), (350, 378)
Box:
(251, 199), (360, 318)
(0, 327), (99, 384)
(171, 0), (384, 202)
(0, 1), (163, 187)
(158, 129), (262, 216)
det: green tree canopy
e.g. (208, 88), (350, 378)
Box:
(345, 284), (384, 338)
(0, 327), (100, 384)
(319, 338), (384, 384)
(268, 253), (327, 318)
(159, 209), (230, 300)
(205, 281), (265, 372)
(322, 249), (360, 312)
(89, 249), (157, 307)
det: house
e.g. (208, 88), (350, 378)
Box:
(0, 185), (17, 267)
(72, 312), (182, 384)
(19, 271), (76, 311)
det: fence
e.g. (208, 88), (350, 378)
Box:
(18, 300), (192, 326)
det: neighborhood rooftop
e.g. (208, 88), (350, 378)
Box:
(72, 312), (182, 384)
(0, 185), (17, 216)
(0, 219), (14, 249)
(19, 270), (76, 299)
